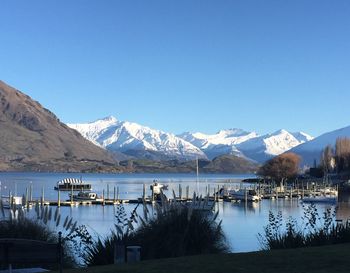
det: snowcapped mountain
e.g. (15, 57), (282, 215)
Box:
(291, 132), (314, 143)
(69, 116), (314, 163)
(180, 129), (313, 162)
(237, 129), (313, 162)
(68, 117), (207, 161)
(178, 129), (258, 159)
(289, 125), (350, 166)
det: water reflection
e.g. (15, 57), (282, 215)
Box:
(0, 172), (349, 252)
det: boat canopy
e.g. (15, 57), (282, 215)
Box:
(57, 178), (83, 184)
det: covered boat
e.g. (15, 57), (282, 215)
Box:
(54, 178), (92, 191)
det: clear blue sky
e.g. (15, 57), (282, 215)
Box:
(0, 1), (349, 137)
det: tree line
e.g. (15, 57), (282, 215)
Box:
(321, 137), (350, 173)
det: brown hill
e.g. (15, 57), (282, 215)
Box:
(202, 154), (259, 173)
(0, 80), (118, 172)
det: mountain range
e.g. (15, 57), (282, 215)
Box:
(289, 125), (350, 165)
(68, 117), (206, 161)
(68, 117), (314, 163)
(1, 79), (350, 172)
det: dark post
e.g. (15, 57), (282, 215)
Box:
(58, 231), (63, 273)
(114, 241), (126, 264)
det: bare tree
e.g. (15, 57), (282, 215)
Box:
(335, 138), (350, 172)
(321, 145), (334, 174)
(258, 153), (301, 189)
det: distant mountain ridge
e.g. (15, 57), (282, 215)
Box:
(68, 117), (207, 161)
(289, 125), (350, 166)
(69, 117), (314, 163)
(0, 79), (322, 172)
(179, 128), (313, 162)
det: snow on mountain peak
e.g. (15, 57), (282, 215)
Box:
(216, 128), (250, 137)
(291, 132), (314, 143)
(68, 117), (314, 163)
(68, 118), (206, 160)
(100, 116), (118, 123)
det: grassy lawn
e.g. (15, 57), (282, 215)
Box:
(57, 243), (350, 273)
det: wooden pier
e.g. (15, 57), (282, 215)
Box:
(0, 180), (339, 209)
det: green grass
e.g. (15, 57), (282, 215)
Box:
(57, 243), (350, 273)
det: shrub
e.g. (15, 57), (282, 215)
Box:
(83, 193), (229, 266)
(258, 204), (350, 250)
(130, 205), (228, 259)
(0, 201), (85, 268)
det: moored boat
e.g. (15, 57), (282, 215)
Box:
(220, 188), (261, 202)
(69, 191), (99, 201)
(54, 178), (92, 191)
(1, 196), (23, 209)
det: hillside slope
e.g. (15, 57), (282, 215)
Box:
(289, 125), (350, 166)
(0, 80), (116, 172)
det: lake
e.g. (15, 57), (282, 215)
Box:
(0, 172), (349, 253)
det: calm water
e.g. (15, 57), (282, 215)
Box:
(0, 172), (349, 253)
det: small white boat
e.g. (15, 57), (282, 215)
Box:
(224, 188), (261, 202)
(319, 187), (338, 196)
(69, 191), (99, 201)
(1, 196), (23, 209)
(150, 181), (168, 195)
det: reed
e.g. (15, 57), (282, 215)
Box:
(0, 204), (85, 267)
(258, 204), (350, 250)
(82, 191), (228, 266)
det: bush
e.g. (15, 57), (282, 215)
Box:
(130, 206), (228, 259)
(258, 204), (350, 250)
(83, 194), (229, 266)
(0, 202), (85, 268)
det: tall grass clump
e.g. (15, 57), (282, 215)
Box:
(83, 192), (228, 266)
(0, 200), (87, 268)
(82, 204), (139, 265)
(259, 204), (350, 250)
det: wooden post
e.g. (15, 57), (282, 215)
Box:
(102, 189), (105, 206)
(25, 188), (28, 209)
(58, 231), (63, 273)
(143, 184), (146, 200)
(41, 187), (45, 206)
(151, 185), (154, 202)
(179, 184), (182, 200)
(58, 190), (61, 207)
(107, 184), (110, 200)
(29, 184), (33, 202)
(9, 191), (12, 210)
(117, 187), (119, 202)
(114, 241), (126, 264)
(336, 184), (339, 202)
(245, 188), (248, 203)
(70, 185), (73, 205)
(186, 186), (189, 200)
